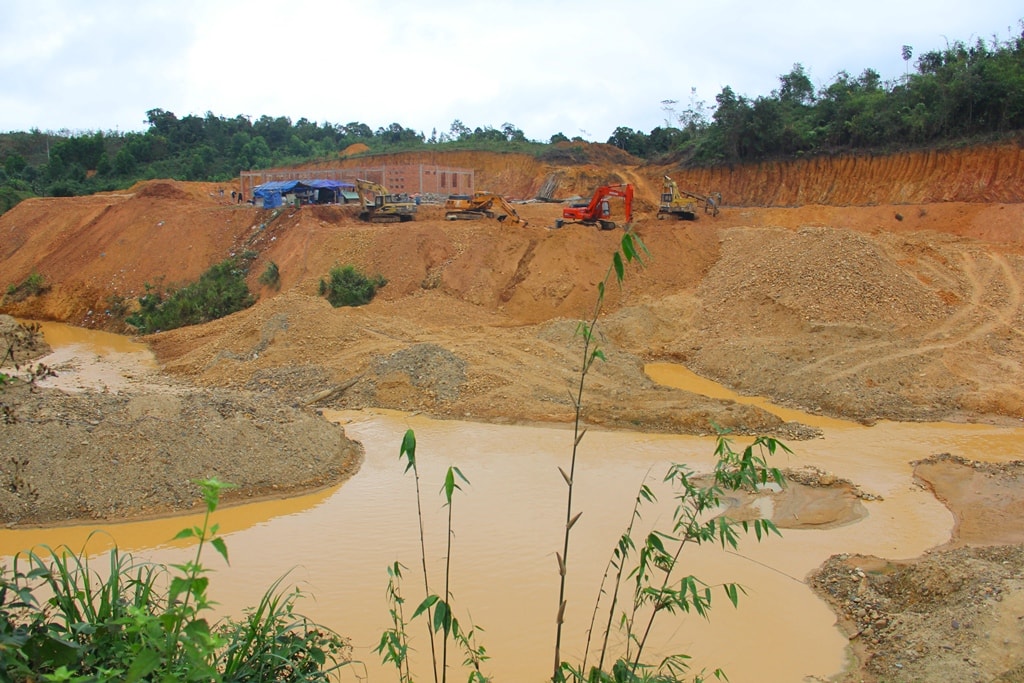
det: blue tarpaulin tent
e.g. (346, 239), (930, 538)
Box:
(252, 179), (357, 207)
(252, 180), (307, 208)
(305, 179), (358, 204)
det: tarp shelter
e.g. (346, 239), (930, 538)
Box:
(251, 179), (357, 207)
(305, 179), (358, 204)
(252, 180), (306, 208)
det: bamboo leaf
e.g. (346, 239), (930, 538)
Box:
(412, 594), (439, 619)
(725, 583), (739, 607)
(433, 599), (452, 635)
(400, 428), (417, 472)
(567, 511), (583, 530)
(559, 467), (572, 486)
(613, 251), (624, 283)
(621, 233), (636, 262)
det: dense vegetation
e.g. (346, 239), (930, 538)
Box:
(125, 258), (255, 334)
(0, 24), (1021, 214)
(319, 265), (387, 308)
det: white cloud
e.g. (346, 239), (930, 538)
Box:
(0, 0), (1020, 140)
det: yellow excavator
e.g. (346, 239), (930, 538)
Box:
(657, 176), (721, 220)
(444, 191), (528, 226)
(355, 178), (417, 223)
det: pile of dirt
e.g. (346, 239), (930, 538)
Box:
(0, 367), (362, 525)
(806, 455), (1024, 682)
(134, 180), (192, 201)
(811, 545), (1024, 682)
(722, 465), (873, 530)
(0, 314), (51, 363)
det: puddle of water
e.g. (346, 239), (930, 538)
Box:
(25, 320), (158, 392)
(32, 321), (150, 355)
(3, 324), (1023, 682)
(646, 362), (858, 430)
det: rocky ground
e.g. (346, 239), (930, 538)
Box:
(1, 315), (363, 526)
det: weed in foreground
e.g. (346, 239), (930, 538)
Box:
(377, 429), (490, 683)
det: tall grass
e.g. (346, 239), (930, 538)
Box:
(378, 430), (488, 683)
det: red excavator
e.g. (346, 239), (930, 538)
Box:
(554, 183), (634, 230)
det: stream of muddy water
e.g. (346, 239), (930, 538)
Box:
(3, 327), (1023, 682)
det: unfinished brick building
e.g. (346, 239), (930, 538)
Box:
(239, 164), (474, 201)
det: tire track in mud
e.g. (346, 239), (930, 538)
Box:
(812, 248), (1024, 383)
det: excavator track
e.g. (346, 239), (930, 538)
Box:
(445, 211), (489, 221)
(369, 214), (403, 224)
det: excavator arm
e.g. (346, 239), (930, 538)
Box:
(445, 192), (528, 226)
(558, 183), (633, 230)
(355, 178), (417, 223)
(488, 196), (528, 226)
(658, 175), (720, 220)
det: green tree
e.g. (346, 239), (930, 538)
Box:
(4, 153), (27, 177)
(318, 265), (386, 308)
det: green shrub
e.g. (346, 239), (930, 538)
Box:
(0, 183), (34, 216)
(3, 272), (48, 302)
(126, 258), (255, 333)
(319, 265), (386, 307)
(104, 293), (130, 320)
(258, 261), (281, 290)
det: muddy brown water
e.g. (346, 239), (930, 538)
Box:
(3, 328), (1023, 682)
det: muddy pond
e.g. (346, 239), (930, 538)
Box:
(3, 327), (1023, 682)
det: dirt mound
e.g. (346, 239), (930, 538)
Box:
(812, 545), (1024, 683)
(913, 453), (1024, 546)
(0, 379), (362, 525)
(134, 180), (193, 201)
(341, 142), (370, 156)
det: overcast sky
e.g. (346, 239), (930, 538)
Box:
(1, 1), (1020, 142)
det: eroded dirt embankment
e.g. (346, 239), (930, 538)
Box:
(315, 140), (1024, 205)
(655, 141), (1024, 206)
